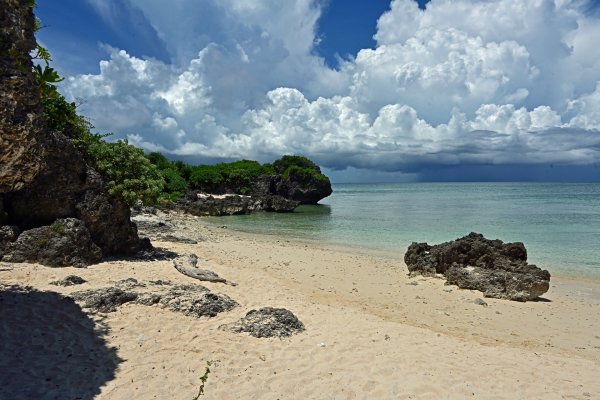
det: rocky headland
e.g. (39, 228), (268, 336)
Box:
(173, 157), (333, 216)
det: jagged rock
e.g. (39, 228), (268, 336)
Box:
(178, 192), (298, 216)
(222, 307), (305, 338)
(72, 287), (138, 313)
(0, 1), (145, 265)
(50, 275), (87, 287)
(252, 170), (332, 205)
(131, 200), (158, 216)
(130, 213), (173, 241)
(404, 233), (551, 301)
(158, 284), (238, 317)
(72, 281), (238, 318)
(114, 278), (146, 290)
(109, 245), (177, 262)
(0, 1), (47, 192)
(2, 218), (102, 267)
(0, 225), (19, 252)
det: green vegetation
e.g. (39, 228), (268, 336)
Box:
(39, 69), (165, 206)
(191, 360), (213, 400)
(88, 139), (165, 205)
(274, 155), (331, 185)
(188, 160), (275, 194)
(33, 19), (165, 206)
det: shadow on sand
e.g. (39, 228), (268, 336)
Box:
(0, 285), (122, 400)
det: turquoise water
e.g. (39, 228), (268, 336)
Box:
(210, 183), (600, 279)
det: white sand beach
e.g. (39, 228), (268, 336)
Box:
(1, 211), (599, 399)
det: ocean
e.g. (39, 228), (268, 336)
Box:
(209, 183), (600, 279)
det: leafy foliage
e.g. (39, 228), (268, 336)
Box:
(274, 155), (330, 184)
(146, 152), (189, 202)
(32, 43), (64, 100)
(192, 360), (213, 400)
(88, 140), (165, 206)
(188, 160), (275, 194)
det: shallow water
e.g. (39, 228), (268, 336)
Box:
(211, 183), (600, 279)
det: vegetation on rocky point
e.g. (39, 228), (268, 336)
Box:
(33, 10), (330, 207)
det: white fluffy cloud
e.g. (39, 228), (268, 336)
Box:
(61, 0), (600, 178)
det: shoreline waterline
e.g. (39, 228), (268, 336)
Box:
(199, 215), (600, 292)
(206, 182), (600, 280)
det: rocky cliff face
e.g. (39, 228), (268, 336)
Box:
(0, 0), (47, 192)
(0, 0), (145, 266)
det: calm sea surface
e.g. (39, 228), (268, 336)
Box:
(209, 183), (600, 279)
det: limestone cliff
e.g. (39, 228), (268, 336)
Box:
(0, 0), (46, 192)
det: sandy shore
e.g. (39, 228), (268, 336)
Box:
(1, 210), (599, 399)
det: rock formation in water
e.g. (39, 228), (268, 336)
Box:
(404, 232), (551, 301)
(174, 156), (332, 216)
(271, 157), (333, 204)
(0, 0), (145, 266)
(177, 191), (299, 216)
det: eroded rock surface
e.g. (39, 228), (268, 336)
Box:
(3, 218), (102, 267)
(222, 307), (305, 338)
(50, 275), (87, 287)
(71, 279), (238, 317)
(157, 284), (238, 318)
(72, 287), (138, 313)
(0, 0), (46, 192)
(404, 233), (551, 301)
(178, 192), (299, 216)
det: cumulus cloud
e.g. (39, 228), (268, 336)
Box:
(61, 0), (600, 179)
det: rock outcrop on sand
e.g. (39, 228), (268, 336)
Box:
(404, 233), (551, 301)
(50, 275), (87, 287)
(2, 218), (102, 267)
(178, 192), (299, 216)
(222, 307), (305, 338)
(72, 279), (238, 317)
(0, 0), (145, 267)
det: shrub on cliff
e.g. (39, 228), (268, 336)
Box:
(87, 139), (165, 206)
(188, 160), (274, 194)
(273, 155), (330, 184)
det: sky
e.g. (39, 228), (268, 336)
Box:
(35, 0), (600, 182)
